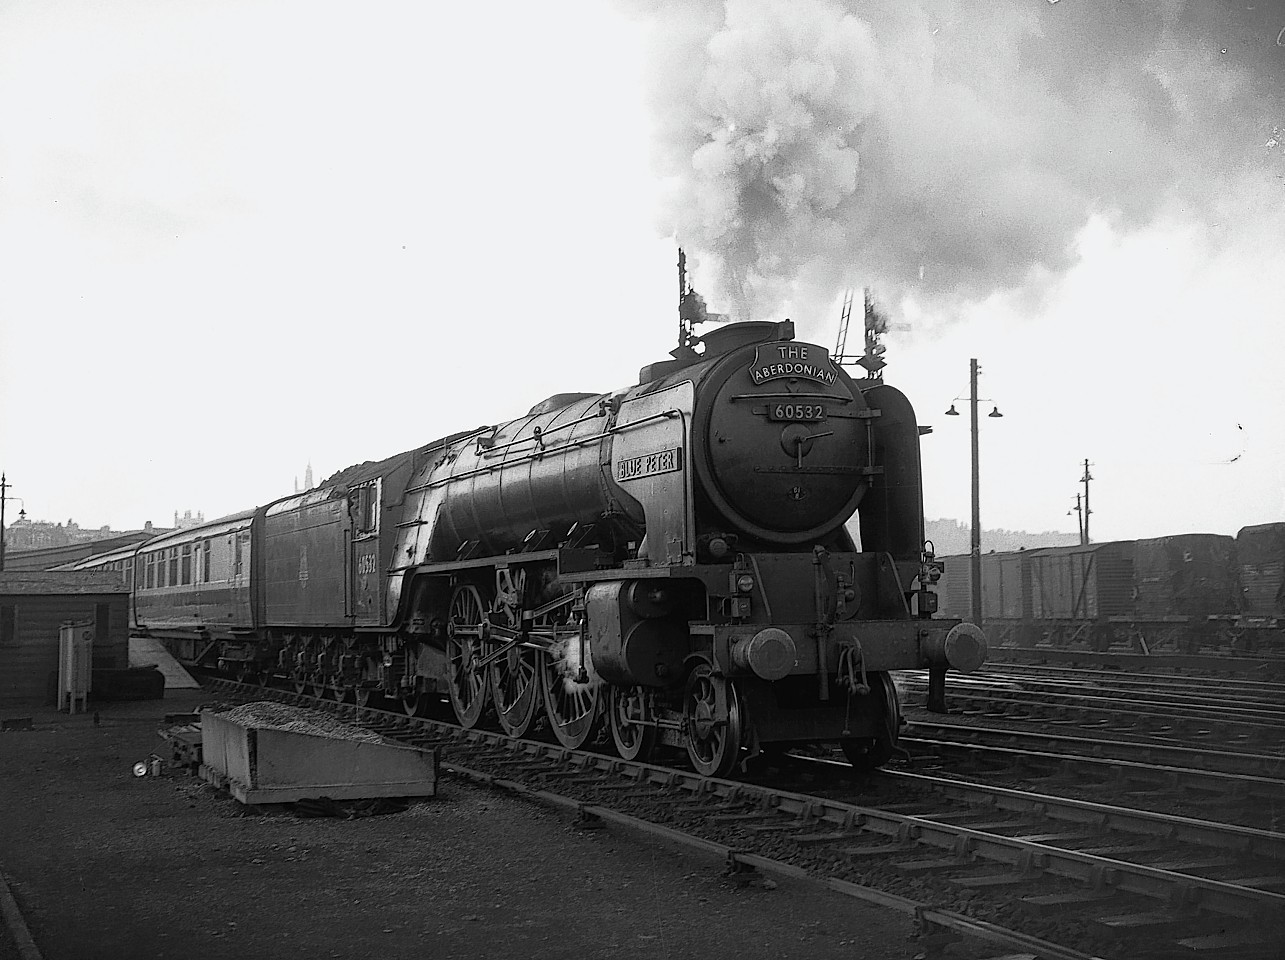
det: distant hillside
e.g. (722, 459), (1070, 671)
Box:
(924, 519), (1079, 557)
(840, 518), (1079, 555)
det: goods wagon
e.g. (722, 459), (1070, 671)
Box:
(938, 528), (1285, 654)
(1236, 523), (1285, 619)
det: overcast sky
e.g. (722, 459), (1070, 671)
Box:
(1, 0), (1282, 545)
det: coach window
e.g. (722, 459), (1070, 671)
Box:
(181, 544), (192, 585)
(145, 553), (155, 589)
(203, 540), (212, 582)
(168, 548), (179, 586)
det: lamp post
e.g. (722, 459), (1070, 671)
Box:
(945, 359), (1003, 626)
(0, 475), (25, 573)
(1068, 493), (1085, 545)
(0, 473), (9, 572)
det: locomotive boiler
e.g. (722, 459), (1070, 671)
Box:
(73, 276), (988, 776)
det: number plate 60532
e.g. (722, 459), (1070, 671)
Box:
(767, 403), (827, 422)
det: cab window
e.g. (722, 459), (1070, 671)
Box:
(353, 482), (379, 537)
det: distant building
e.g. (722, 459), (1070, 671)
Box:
(172, 509), (205, 529)
(842, 517), (1078, 556)
(5, 517), (117, 552)
(3, 517), (171, 572)
(0, 527), (169, 572)
(923, 518), (1079, 556)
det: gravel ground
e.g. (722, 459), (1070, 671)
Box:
(0, 691), (923, 960)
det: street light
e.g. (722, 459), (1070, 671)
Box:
(0, 475), (26, 573)
(945, 359), (1003, 628)
(0, 473), (12, 573)
(1068, 493), (1085, 545)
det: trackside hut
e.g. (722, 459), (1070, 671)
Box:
(0, 571), (130, 706)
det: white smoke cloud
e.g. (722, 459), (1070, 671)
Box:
(626, 0), (1285, 324)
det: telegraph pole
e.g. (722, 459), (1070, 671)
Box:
(1081, 459), (1093, 544)
(0, 473), (7, 572)
(945, 360), (1001, 627)
(939, 362), (1002, 713)
(969, 360), (982, 627)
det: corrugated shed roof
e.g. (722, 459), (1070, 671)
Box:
(0, 531), (159, 571)
(0, 571), (129, 596)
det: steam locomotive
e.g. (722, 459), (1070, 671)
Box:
(71, 272), (986, 775)
(937, 523), (1285, 654)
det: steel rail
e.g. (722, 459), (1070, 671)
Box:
(961, 671), (1285, 711)
(899, 733), (1285, 800)
(0, 871), (43, 960)
(956, 678), (1285, 718)
(985, 646), (1285, 678)
(903, 718), (1285, 778)
(732, 767), (1285, 919)
(898, 674), (1285, 725)
(443, 763), (1107, 960)
(755, 766), (1285, 919)
(899, 683), (1285, 736)
(205, 678), (1285, 925)
(970, 663), (1285, 697)
(873, 766), (1285, 860)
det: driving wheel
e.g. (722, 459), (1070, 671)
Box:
(541, 634), (601, 749)
(609, 684), (657, 762)
(491, 645), (542, 738)
(446, 583), (491, 728)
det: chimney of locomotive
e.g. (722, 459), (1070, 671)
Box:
(674, 247), (729, 359)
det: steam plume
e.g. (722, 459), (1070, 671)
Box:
(625, 0), (1284, 321)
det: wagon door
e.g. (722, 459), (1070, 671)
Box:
(350, 479), (381, 625)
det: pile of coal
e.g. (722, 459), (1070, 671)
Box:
(210, 701), (385, 743)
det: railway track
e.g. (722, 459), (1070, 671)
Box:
(890, 731), (1284, 831)
(987, 647), (1285, 679)
(913, 676), (1285, 729)
(196, 678), (1285, 959)
(896, 673), (1285, 752)
(902, 716), (1284, 782)
(967, 663), (1285, 703)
